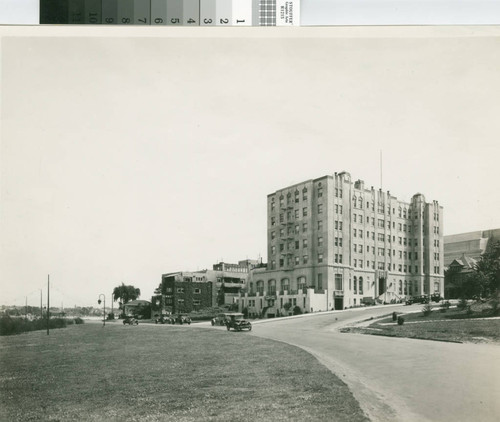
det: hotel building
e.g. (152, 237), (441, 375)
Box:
(239, 171), (444, 317)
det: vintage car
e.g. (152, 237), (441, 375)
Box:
(224, 313), (252, 332)
(123, 316), (139, 325)
(174, 314), (192, 325)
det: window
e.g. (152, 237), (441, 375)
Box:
(359, 245), (363, 253)
(335, 254), (338, 263)
(318, 221), (323, 230)
(354, 228), (357, 237)
(335, 188), (339, 197)
(339, 205), (343, 214)
(280, 243), (284, 252)
(318, 273), (323, 290)
(303, 188), (308, 200)
(280, 228), (284, 237)
(339, 189), (343, 198)
(359, 230), (363, 239)
(193, 288), (201, 294)
(339, 237), (343, 247)
(335, 237), (338, 246)
(295, 256), (300, 265)
(271, 246), (276, 254)
(353, 197), (357, 208)
(335, 204), (339, 213)
(295, 240), (299, 249)
(359, 260), (364, 268)
(177, 288), (184, 293)
(335, 274), (343, 290)
(193, 300), (201, 306)
(303, 207), (308, 217)
(271, 217), (276, 226)
(318, 204), (323, 214)
(271, 260), (276, 269)
(378, 219), (385, 228)
(339, 254), (343, 263)
(318, 237), (323, 247)
(359, 277), (364, 294)
(303, 222), (308, 233)
(378, 248), (385, 256)
(279, 258), (284, 267)
(318, 253), (323, 263)
(378, 233), (385, 241)
(295, 209), (299, 218)
(339, 221), (343, 230)
(295, 191), (299, 203)
(271, 231), (276, 240)
(303, 255), (308, 264)
(318, 187), (323, 197)
(178, 299), (184, 304)
(399, 251), (402, 259)
(354, 259), (357, 267)
(303, 239), (308, 248)
(335, 221), (338, 230)
(295, 225), (299, 234)
(354, 214), (357, 223)
(353, 276), (357, 293)
(354, 244), (357, 252)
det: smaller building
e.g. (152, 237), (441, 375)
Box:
(123, 300), (151, 318)
(444, 254), (477, 299)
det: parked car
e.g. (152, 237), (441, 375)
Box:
(123, 316), (138, 325)
(225, 313), (252, 332)
(175, 314), (192, 325)
(405, 295), (430, 305)
(212, 312), (244, 326)
(430, 293), (443, 303)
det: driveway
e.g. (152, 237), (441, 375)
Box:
(249, 306), (500, 422)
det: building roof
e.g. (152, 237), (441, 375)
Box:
(450, 254), (477, 269)
(124, 300), (151, 306)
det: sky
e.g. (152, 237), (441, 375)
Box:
(1, 27), (499, 308)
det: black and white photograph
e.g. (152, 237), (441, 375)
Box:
(1, 24), (499, 421)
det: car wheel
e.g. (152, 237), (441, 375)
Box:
(211, 320), (214, 326)
(248, 326), (252, 331)
(226, 325), (230, 331)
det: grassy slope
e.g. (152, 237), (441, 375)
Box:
(348, 306), (500, 343)
(0, 323), (368, 422)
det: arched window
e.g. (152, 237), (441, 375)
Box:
(256, 280), (264, 295)
(359, 199), (363, 209)
(281, 278), (289, 292)
(359, 277), (364, 294)
(353, 276), (357, 294)
(398, 280), (403, 295)
(298, 276), (306, 291)
(353, 196), (357, 208)
(268, 279), (276, 294)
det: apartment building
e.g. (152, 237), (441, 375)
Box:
(153, 260), (258, 314)
(239, 171), (444, 317)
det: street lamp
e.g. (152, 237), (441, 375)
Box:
(98, 294), (106, 327)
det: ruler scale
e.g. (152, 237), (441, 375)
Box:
(36, 0), (300, 26)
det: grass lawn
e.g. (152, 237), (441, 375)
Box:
(345, 305), (500, 344)
(0, 323), (368, 422)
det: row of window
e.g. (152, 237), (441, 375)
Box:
(174, 288), (202, 294)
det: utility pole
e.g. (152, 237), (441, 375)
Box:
(47, 275), (50, 335)
(40, 290), (43, 319)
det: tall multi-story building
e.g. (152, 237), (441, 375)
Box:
(240, 171), (444, 317)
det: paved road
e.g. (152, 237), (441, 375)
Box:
(245, 306), (500, 422)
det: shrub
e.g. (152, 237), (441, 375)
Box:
(457, 298), (468, 310)
(74, 317), (84, 324)
(292, 306), (302, 315)
(397, 316), (405, 325)
(422, 304), (432, 317)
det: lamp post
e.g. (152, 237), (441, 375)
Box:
(98, 294), (106, 327)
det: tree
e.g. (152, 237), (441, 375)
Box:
(112, 283), (141, 315)
(467, 242), (500, 298)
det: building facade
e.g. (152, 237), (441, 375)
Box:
(153, 260), (258, 314)
(444, 228), (500, 267)
(239, 172), (444, 317)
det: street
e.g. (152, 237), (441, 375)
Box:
(248, 305), (500, 422)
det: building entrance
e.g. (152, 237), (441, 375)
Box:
(334, 297), (343, 310)
(378, 277), (386, 296)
